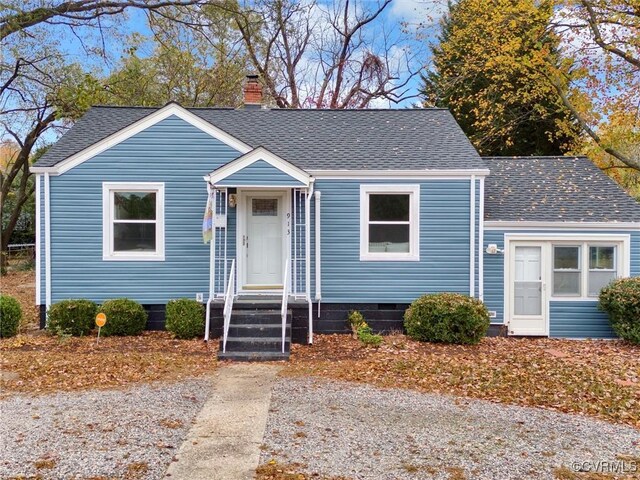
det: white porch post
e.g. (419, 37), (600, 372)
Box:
(204, 184), (216, 341)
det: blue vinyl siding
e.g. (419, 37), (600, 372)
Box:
(482, 229), (640, 338)
(549, 301), (616, 338)
(483, 230), (505, 323)
(48, 115), (241, 304)
(216, 160), (305, 187)
(633, 231), (640, 276)
(316, 179), (471, 303)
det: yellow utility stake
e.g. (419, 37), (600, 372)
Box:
(95, 313), (107, 344)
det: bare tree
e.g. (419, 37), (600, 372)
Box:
(0, 0), (208, 40)
(229, 0), (422, 109)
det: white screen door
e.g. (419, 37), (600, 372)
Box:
(244, 195), (284, 288)
(510, 244), (547, 335)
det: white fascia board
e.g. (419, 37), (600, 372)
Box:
(30, 103), (252, 175)
(485, 221), (640, 230)
(310, 169), (490, 179)
(207, 146), (311, 186)
(35, 174), (41, 305)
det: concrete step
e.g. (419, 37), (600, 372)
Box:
(222, 336), (291, 353)
(217, 351), (290, 362)
(231, 310), (291, 325)
(228, 323), (290, 337)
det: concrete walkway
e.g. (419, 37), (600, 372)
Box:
(164, 363), (282, 480)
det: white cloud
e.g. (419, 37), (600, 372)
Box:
(389, 0), (445, 23)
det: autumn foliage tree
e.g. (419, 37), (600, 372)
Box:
(421, 0), (581, 156)
(549, 0), (640, 178)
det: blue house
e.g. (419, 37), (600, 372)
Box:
(31, 77), (640, 359)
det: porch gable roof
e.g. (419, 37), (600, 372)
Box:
(206, 146), (311, 187)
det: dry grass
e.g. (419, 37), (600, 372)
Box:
(1, 270), (218, 396)
(256, 461), (351, 480)
(0, 331), (217, 397)
(1, 270), (39, 332)
(285, 334), (640, 429)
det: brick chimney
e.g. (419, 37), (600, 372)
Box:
(243, 74), (262, 108)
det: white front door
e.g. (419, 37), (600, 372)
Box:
(243, 194), (284, 289)
(509, 243), (547, 335)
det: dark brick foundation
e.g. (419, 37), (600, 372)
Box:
(40, 302), (508, 340)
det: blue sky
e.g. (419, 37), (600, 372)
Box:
(57, 1), (442, 109)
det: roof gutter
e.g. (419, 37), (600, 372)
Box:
(309, 168), (490, 178)
(484, 221), (640, 230)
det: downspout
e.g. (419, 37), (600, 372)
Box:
(35, 174), (41, 307)
(305, 181), (314, 344)
(469, 175), (476, 297)
(204, 183), (215, 341)
(478, 177), (485, 301)
(314, 190), (321, 318)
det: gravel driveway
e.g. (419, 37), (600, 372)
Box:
(261, 377), (640, 480)
(0, 378), (212, 479)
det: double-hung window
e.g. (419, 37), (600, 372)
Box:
(551, 242), (622, 298)
(103, 183), (165, 261)
(360, 185), (420, 261)
(588, 246), (616, 296)
(552, 246), (581, 296)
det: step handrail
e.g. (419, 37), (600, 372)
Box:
(280, 258), (290, 353)
(222, 259), (236, 353)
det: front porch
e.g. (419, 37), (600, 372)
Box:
(201, 147), (317, 360)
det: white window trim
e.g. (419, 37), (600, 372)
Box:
(359, 184), (420, 262)
(587, 244), (618, 297)
(552, 245), (582, 297)
(550, 241), (624, 300)
(102, 182), (165, 261)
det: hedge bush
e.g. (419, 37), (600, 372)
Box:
(404, 293), (490, 345)
(100, 298), (147, 336)
(165, 298), (205, 339)
(47, 299), (98, 336)
(0, 294), (22, 338)
(599, 277), (640, 344)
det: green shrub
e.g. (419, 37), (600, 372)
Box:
(100, 298), (147, 336)
(357, 324), (383, 347)
(0, 294), (22, 338)
(346, 310), (383, 347)
(404, 293), (490, 345)
(47, 299), (98, 336)
(347, 310), (366, 337)
(599, 277), (640, 344)
(165, 298), (205, 339)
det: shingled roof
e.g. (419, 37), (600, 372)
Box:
(33, 105), (486, 171)
(483, 156), (640, 222)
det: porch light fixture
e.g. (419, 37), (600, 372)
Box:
(228, 194), (237, 208)
(486, 244), (504, 255)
